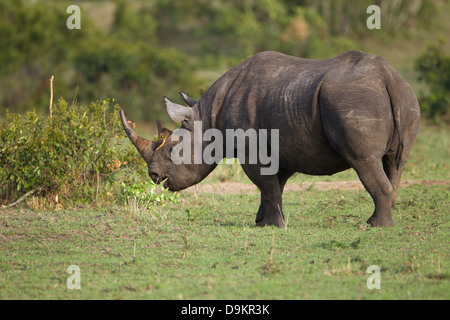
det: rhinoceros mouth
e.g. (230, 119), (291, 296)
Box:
(163, 179), (170, 190)
(162, 177), (180, 192)
(150, 172), (159, 183)
(150, 172), (168, 185)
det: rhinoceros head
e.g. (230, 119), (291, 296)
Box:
(119, 94), (212, 191)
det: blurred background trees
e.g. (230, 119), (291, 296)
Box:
(0, 0), (449, 122)
(415, 39), (450, 121)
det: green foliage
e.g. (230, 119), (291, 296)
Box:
(0, 0), (202, 121)
(72, 38), (197, 120)
(0, 98), (144, 204)
(278, 6), (357, 59)
(306, 0), (432, 36)
(111, 0), (158, 43)
(197, 0), (289, 58)
(154, 0), (437, 65)
(0, 0), (92, 114)
(119, 180), (180, 212)
(415, 40), (450, 122)
(0, 0), (443, 120)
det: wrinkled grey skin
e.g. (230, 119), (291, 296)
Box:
(120, 51), (420, 228)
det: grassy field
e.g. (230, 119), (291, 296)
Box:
(0, 183), (448, 300)
(1, 121), (449, 300)
(0, 120), (448, 301)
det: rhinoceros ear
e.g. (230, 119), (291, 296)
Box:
(179, 91), (198, 107)
(165, 96), (195, 123)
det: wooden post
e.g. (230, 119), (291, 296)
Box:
(49, 75), (54, 118)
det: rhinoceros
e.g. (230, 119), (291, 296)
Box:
(119, 50), (420, 228)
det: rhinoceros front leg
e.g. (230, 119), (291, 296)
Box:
(241, 164), (287, 228)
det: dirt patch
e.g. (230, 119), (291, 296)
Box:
(181, 180), (449, 195)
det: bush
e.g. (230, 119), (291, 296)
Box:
(0, 98), (144, 205)
(415, 40), (450, 122)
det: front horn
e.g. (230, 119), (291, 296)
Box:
(119, 110), (154, 162)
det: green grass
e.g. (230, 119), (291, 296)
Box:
(0, 124), (448, 300)
(0, 184), (448, 299)
(1, 122), (448, 300)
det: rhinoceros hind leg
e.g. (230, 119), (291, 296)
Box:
(382, 153), (405, 207)
(351, 158), (395, 227)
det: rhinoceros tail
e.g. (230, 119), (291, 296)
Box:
(384, 63), (418, 170)
(394, 138), (404, 170)
(386, 81), (404, 169)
